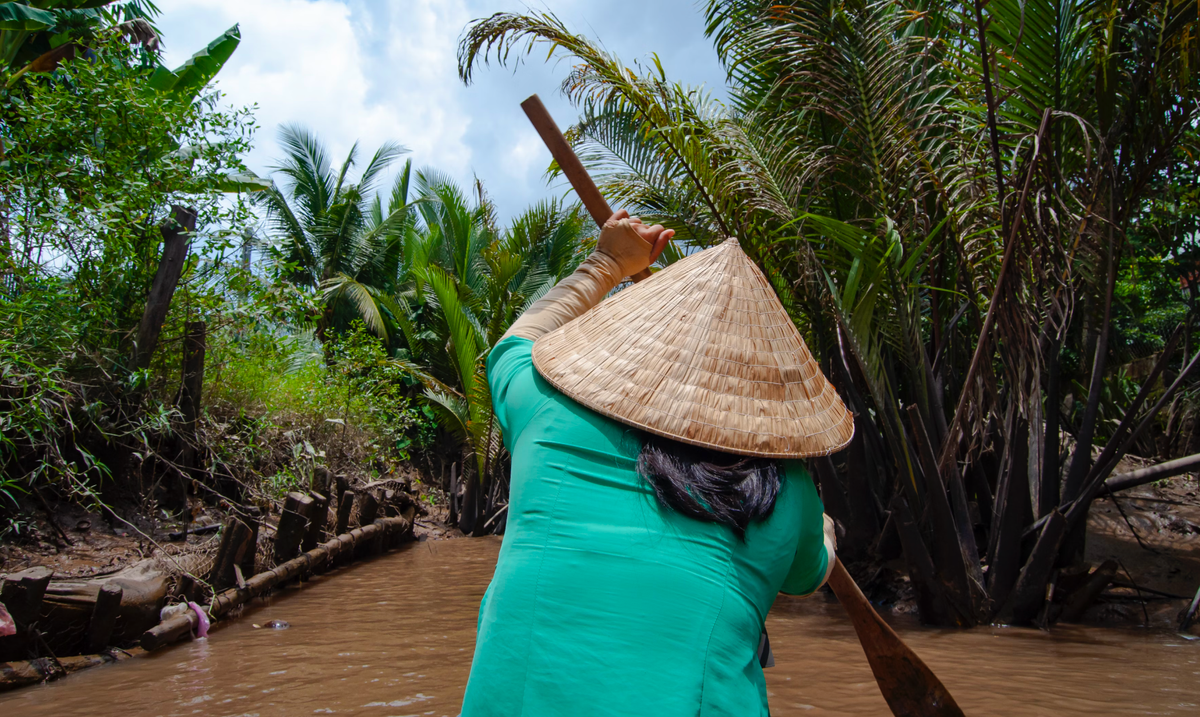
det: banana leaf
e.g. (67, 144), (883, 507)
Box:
(0, 3), (54, 31)
(148, 24), (239, 99)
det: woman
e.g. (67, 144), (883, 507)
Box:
(460, 211), (853, 716)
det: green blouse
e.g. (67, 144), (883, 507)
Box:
(460, 336), (829, 717)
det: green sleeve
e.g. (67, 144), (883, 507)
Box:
(779, 462), (833, 597)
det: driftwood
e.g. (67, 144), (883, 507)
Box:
(274, 492), (313, 564)
(141, 510), (414, 653)
(1104, 453), (1200, 494)
(1060, 560), (1117, 623)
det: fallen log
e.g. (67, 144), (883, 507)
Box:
(0, 648), (143, 693)
(1104, 453), (1200, 494)
(142, 510), (415, 653)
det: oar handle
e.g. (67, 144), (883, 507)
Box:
(520, 94), (652, 283)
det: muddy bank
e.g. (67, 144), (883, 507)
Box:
(1, 471), (438, 673)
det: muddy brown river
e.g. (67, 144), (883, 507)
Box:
(1, 537), (1197, 715)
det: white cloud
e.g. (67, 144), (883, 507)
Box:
(158, 0), (472, 191)
(155, 0), (729, 221)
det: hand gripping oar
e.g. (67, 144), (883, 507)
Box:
(520, 93), (967, 717)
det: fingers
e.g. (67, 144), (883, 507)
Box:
(649, 228), (674, 264)
(609, 209), (630, 222)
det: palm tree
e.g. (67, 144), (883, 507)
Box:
(258, 125), (412, 344)
(458, 1), (1200, 624)
(393, 170), (591, 533)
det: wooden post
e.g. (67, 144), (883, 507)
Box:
(177, 321), (206, 433)
(354, 492), (380, 560)
(240, 518), (259, 580)
(132, 206), (197, 371)
(210, 518), (254, 591)
(0, 566), (52, 628)
(302, 492), (329, 553)
(356, 491), (379, 528)
(311, 466), (331, 494)
(273, 492), (313, 565)
(85, 584), (124, 653)
(335, 490), (354, 536)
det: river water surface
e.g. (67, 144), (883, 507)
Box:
(1, 537), (1196, 716)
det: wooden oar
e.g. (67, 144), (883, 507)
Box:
(520, 94), (652, 283)
(827, 558), (965, 716)
(520, 92), (967, 717)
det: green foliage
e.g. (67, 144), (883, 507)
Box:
(147, 23), (239, 99)
(257, 125), (593, 498)
(1, 39), (255, 363)
(0, 20), (255, 517)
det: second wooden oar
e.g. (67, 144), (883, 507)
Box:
(520, 91), (967, 717)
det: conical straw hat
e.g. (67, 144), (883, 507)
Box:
(532, 238), (854, 458)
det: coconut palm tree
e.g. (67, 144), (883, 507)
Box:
(393, 170), (591, 533)
(258, 125), (412, 344)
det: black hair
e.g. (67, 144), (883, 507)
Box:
(636, 432), (783, 540)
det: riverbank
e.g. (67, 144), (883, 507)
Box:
(0, 464), (446, 671)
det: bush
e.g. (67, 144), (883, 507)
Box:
(204, 320), (436, 499)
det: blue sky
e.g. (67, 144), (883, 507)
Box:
(156, 0), (729, 223)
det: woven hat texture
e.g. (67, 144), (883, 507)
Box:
(531, 238), (854, 458)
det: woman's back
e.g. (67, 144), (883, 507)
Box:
(459, 336), (829, 717)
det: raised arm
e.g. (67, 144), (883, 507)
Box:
(503, 210), (674, 342)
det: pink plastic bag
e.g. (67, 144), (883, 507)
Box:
(188, 601), (210, 639)
(0, 602), (16, 637)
